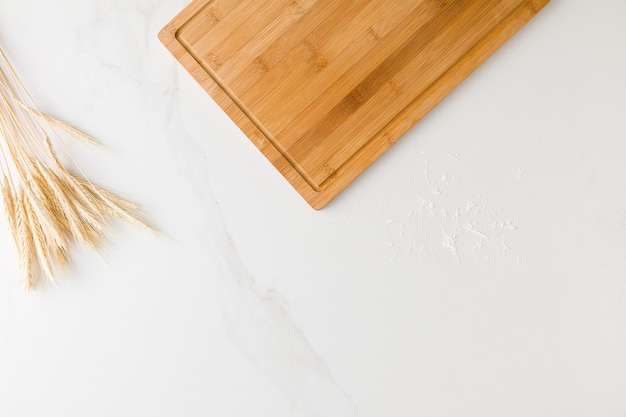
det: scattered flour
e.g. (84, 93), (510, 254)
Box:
(442, 226), (459, 260)
(379, 152), (522, 270)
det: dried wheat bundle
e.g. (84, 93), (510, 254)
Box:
(0, 46), (151, 290)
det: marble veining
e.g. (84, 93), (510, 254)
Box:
(73, 2), (359, 414)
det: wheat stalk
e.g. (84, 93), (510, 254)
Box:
(0, 45), (150, 290)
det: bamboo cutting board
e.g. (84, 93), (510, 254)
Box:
(160, 0), (549, 209)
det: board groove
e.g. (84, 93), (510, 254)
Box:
(176, 31), (323, 192)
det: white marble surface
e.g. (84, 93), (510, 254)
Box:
(0, 1), (625, 416)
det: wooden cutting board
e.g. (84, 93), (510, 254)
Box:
(160, 0), (549, 209)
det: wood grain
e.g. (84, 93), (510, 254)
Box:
(160, 0), (550, 209)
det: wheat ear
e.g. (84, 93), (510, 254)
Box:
(22, 189), (55, 282)
(1, 179), (19, 257)
(15, 191), (36, 290)
(16, 102), (99, 146)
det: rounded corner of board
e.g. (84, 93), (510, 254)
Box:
(158, 23), (178, 45)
